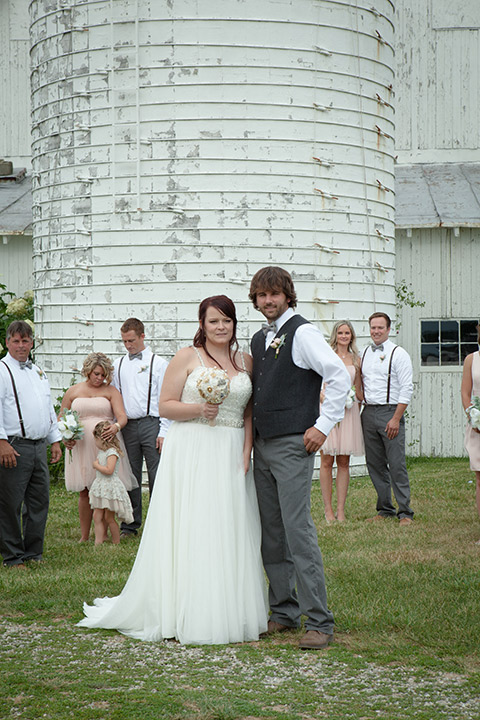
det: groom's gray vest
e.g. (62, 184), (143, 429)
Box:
(251, 314), (322, 439)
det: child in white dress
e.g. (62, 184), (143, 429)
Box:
(90, 421), (134, 545)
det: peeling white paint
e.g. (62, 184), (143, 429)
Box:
(29, 0), (396, 391)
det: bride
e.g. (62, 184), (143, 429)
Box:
(78, 295), (268, 645)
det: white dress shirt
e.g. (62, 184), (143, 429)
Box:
(361, 338), (413, 405)
(113, 346), (171, 437)
(264, 308), (350, 436)
(0, 353), (61, 443)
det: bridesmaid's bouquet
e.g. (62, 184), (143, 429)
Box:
(345, 386), (357, 410)
(58, 409), (84, 459)
(467, 396), (480, 431)
(196, 368), (231, 426)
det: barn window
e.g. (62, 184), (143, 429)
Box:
(421, 319), (478, 366)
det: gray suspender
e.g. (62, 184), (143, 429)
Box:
(118, 354), (156, 416)
(361, 346), (399, 404)
(1, 360), (26, 437)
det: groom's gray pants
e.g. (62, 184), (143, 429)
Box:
(253, 433), (334, 634)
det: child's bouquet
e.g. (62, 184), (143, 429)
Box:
(467, 396), (480, 432)
(58, 408), (84, 459)
(345, 386), (357, 410)
(196, 368), (231, 426)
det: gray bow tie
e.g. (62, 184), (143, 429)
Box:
(19, 359), (33, 369)
(371, 343), (384, 352)
(129, 352), (143, 361)
(262, 322), (277, 337)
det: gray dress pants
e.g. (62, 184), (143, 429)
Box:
(361, 404), (414, 519)
(0, 437), (49, 566)
(120, 416), (161, 533)
(253, 433), (334, 634)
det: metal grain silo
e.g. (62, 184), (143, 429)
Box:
(29, 0), (395, 387)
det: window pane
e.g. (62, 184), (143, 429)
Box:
(461, 320), (479, 344)
(461, 344), (479, 362)
(441, 320), (459, 343)
(421, 321), (439, 343)
(440, 343), (459, 365)
(421, 344), (439, 365)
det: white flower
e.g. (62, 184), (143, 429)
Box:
(65, 414), (78, 430)
(138, 365), (148, 373)
(61, 428), (74, 440)
(469, 408), (480, 430)
(345, 386), (356, 410)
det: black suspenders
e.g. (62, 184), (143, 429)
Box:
(1, 361), (26, 437)
(361, 346), (399, 404)
(118, 354), (156, 416)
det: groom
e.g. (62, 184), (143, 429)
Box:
(249, 266), (350, 649)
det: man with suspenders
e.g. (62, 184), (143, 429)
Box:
(113, 318), (170, 537)
(361, 312), (414, 525)
(0, 321), (62, 567)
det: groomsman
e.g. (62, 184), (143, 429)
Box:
(113, 318), (169, 537)
(249, 266), (350, 650)
(0, 321), (62, 567)
(360, 312), (414, 525)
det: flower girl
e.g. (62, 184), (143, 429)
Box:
(90, 422), (134, 545)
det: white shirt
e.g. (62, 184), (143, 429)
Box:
(361, 338), (413, 405)
(0, 353), (61, 443)
(112, 346), (171, 437)
(263, 308), (351, 436)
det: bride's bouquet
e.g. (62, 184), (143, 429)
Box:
(467, 396), (480, 431)
(58, 408), (84, 459)
(196, 368), (231, 426)
(345, 386), (357, 410)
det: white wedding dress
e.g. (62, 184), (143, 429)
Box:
(78, 354), (268, 645)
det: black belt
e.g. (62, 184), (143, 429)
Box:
(8, 436), (46, 444)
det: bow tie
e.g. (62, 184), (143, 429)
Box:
(128, 352), (143, 361)
(371, 343), (384, 352)
(262, 322), (277, 337)
(19, 360), (33, 369)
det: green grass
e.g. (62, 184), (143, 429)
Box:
(0, 458), (479, 719)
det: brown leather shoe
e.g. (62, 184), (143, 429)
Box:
(366, 514), (387, 523)
(267, 620), (291, 634)
(299, 630), (333, 650)
(399, 517), (413, 526)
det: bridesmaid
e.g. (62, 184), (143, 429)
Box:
(59, 353), (136, 541)
(461, 325), (480, 545)
(320, 321), (364, 523)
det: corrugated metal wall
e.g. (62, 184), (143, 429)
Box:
(0, 0), (31, 168)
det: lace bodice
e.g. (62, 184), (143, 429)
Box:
(181, 366), (252, 428)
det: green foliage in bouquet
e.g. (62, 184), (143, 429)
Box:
(0, 283), (34, 359)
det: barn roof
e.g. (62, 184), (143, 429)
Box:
(395, 163), (480, 229)
(0, 175), (32, 237)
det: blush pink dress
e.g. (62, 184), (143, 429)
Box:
(464, 352), (480, 471)
(64, 397), (136, 492)
(322, 365), (364, 456)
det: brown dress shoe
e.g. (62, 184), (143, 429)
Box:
(366, 514), (387, 523)
(299, 630), (333, 650)
(399, 517), (413, 526)
(267, 620), (291, 634)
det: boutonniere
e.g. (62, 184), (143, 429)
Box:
(270, 333), (287, 358)
(138, 365), (148, 373)
(379, 354), (386, 362)
(37, 369), (45, 379)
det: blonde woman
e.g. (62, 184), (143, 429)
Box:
(320, 321), (364, 523)
(59, 353), (136, 541)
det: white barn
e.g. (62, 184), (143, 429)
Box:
(1, 0), (479, 458)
